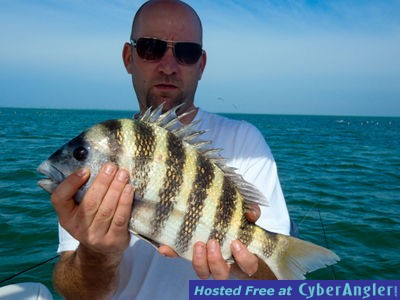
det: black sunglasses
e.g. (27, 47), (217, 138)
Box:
(131, 37), (203, 65)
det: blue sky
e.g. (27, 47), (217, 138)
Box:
(1, 0), (399, 116)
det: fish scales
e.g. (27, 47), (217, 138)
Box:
(217, 183), (244, 259)
(115, 119), (137, 175)
(175, 155), (215, 253)
(133, 121), (156, 200)
(151, 130), (185, 237)
(190, 162), (224, 252)
(139, 124), (168, 204)
(92, 119), (240, 256)
(237, 217), (257, 248)
(128, 118), (277, 260)
(164, 136), (219, 252)
(101, 119), (124, 160)
(37, 104), (340, 280)
(208, 177), (237, 246)
(262, 230), (278, 258)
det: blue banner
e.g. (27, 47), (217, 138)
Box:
(189, 280), (399, 300)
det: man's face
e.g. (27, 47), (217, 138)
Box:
(123, 2), (206, 114)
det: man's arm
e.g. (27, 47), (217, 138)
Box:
(53, 247), (122, 299)
(51, 164), (134, 299)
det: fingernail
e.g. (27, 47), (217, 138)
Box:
(245, 207), (257, 221)
(76, 168), (89, 177)
(158, 247), (167, 257)
(194, 243), (205, 257)
(208, 240), (217, 253)
(123, 184), (133, 194)
(232, 240), (243, 252)
(104, 163), (116, 175)
(117, 169), (129, 182)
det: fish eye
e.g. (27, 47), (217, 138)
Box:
(73, 146), (88, 161)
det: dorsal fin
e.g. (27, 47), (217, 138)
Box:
(137, 103), (269, 207)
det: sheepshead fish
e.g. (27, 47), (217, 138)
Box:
(37, 104), (339, 279)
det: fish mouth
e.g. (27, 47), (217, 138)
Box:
(37, 160), (65, 194)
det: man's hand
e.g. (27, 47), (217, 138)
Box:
(190, 239), (258, 279)
(51, 163), (134, 258)
(51, 163), (135, 299)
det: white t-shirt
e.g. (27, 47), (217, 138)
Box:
(57, 109), (290, 299)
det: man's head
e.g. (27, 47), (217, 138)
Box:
(123, 0), (206, 120)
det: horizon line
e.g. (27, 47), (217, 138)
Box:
(1, 105), (399, 119)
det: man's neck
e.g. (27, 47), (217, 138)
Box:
(178, 106), (199, 125)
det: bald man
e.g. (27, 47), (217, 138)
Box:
(51, 1), (291, 299)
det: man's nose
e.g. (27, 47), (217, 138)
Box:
(157, 47), (179, 75)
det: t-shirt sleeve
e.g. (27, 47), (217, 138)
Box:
(57, 223), (79, 253)
(232, 121), (291, 235)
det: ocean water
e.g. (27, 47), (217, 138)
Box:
(0, 107), (399, 298)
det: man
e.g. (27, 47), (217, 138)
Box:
(51, 0), (291, 299)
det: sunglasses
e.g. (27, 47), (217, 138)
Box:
(131, 37), (203, 65)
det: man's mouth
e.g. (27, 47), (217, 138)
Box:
(154, 83), (178, 90)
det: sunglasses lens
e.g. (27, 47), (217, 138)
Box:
(136, 38), (167, 61)
(175, 43), (203, 64)
(134, 38), (203, 65)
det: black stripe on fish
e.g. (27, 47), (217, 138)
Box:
(133, 121), (156, 199)
(262, 231), (278, 258)
(151, 131), (185, 237)
(101, 120), (123, 164)
(237, 218), (257, 248)
(208, 177), (237, 247)
(175, 155), (215, 254)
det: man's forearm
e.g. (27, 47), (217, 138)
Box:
(53, 245), (122, 300)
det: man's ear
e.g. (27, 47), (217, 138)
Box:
(198, 50), (207, 80)
(122, 42), (134, 74)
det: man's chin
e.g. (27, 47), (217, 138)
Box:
(147, 98), (184, 112)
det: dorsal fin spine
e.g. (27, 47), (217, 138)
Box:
(137, 103), (269, 207)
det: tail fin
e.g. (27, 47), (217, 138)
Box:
(251, 229), (340, 279)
